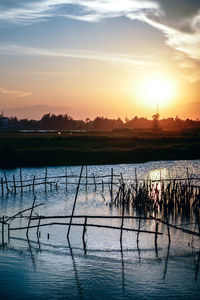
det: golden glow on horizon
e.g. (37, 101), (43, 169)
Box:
(137, 76), (177, 109)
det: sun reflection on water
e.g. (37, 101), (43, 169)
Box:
(147, 168), (170, 203)
(147, 168), (170, 181)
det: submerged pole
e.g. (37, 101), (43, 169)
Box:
(85, 165), (88, 192)
(32, 176), (35, 193)
(166, 217), (171, 245)
(102, 180), (104, 193)
(2, 216), (4, 247)
(37, 216), (41, 240)
(20, 168), (23, 193)
(26, 196), (36, 238)
(44, 168), (48, 193)
(111, 168), (113, 203)
(82, 217), (87, 244)
(67, 166), (83, 239)
(120, 200), (125, 244)
(8, 223), (10, 241)
(3, 171), (9, 194)
(65, 167), (68, 192)
(13, 175), (16, 194)
(1, 177), (4, 198)
(93, 174), (96, 192)
(155, 222), (159, 255)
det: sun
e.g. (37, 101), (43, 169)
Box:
(137, 76), (176, 108)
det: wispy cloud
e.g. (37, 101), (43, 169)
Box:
(129, 13), (200, 61)
(0, 43), (158, 69)
(0, 1), (199, 62)
(0, 1), (159, 23)
(0, 87), (31, 98)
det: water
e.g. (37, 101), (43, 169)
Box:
(0, 160), (200, 299)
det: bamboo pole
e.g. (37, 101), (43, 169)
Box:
(85, 165), (88, 192)
(3, 171), (9, 193)
(82, 217), (87, 243)
(2, 216), (4, 246)
(1, 177), (4, 198)
(13, 175), (16, 194)
(10, 222), (162, 235)
(33, 176), (35, 193)
(93, 173), (96, 192)
(44, 168), (47, 193)
(8, 223), (10, 240)
(5, 203), (44, 223)
(26, 196), (36, 237)
(20, 168), (23, 193)
(102, 180), (104, 193)
(55, 179), (59, 190)
(155, 222), (159, 255)
(1, 174), (199, 183)
(135, 168), (138, 195)
(31, 215), (161, 221)
(137, 216), (141, 249)
(37, 216), (41, 240)
(120, 200), (125, 244)
(195, 251), (200, 281)
(111, 168), (113, 203)
(65, 167), (68, 192)
(67, 166), (83, 239)
(166, 217), (171, 245)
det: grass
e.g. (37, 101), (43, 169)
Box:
(0, 129), (200, 168)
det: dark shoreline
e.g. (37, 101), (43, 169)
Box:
(0, 131), (200, 169)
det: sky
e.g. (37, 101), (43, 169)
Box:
(0, 0), (200, 120)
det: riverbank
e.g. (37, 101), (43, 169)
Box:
(0, 130), (200, 168)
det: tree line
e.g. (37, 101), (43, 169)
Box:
(0, 112), (200, 131)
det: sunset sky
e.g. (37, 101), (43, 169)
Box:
(0, 0), (200, 120)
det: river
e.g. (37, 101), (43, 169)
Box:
(0, 160), (200, 299)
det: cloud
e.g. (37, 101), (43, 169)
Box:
(0, 0), (158, 24)
(0, 43), (158, 69)
(129, 13), (200, 61)
(0, 87), (31, 98)
(0, 1), (199, 61)
(155, 0), (200, 33)
(136, 0), (200, 60)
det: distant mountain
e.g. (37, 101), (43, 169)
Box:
(3, 105), (82, 120)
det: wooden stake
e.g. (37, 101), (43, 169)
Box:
(155, 222), (159, 255)
(102, 180), (104, 193)
(37, 216), (41, 240)
(33, 176), (35, 193)
(3, 171), (9, 193)
(111, 168), (113, 203)
(137, 216), (141, 249)
(44, 168), (47, 193)
(5, 203), (43, 223)
(20, 168), (23, 193)
(65, 167), (68, 192)
(67, 166), (83, 239)
(26, 196), (36, 238)
(85, 165), (88, 192)
(1, 177), (4, 198)
(13, 175), (16, 194)
(135, 168), (138, 195)
(8, 223), (10, 240)
(166, 217), (171, 245)
(120, 201), (125, 244)
(93, 173), (96, 192)
(2, 216), (4, 246)
(82, 217), (87, 242)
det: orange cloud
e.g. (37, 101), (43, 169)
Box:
(0, 88), (31, 99)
